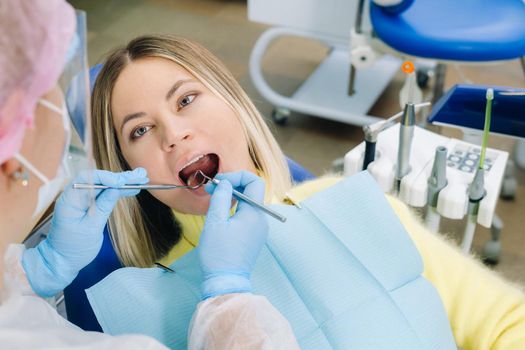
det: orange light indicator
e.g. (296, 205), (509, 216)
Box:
(401, 61), (415, 74)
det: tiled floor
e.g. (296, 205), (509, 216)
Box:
(71, 0), (525, 284)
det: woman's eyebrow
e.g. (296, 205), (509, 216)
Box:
(119, 79), (197, 135)
(120, 111), (146, 135)
(166, 79), (196, 100)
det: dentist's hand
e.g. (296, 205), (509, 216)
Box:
(22, 168), (149, 297)
(199, 171), (268, 299)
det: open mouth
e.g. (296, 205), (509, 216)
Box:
(179, 153), (220, 188)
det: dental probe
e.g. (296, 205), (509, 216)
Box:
(73, 182), (204, 190)
(461, 88), (492, 254)
(197, 171), (287, 223)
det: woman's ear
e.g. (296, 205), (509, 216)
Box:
(0, 157), (30, 188)
(1, 157), (22, 179)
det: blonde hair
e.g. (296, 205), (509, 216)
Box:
(92, 35), (292, 267)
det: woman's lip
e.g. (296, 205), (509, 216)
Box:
(189, 184), (209, 197)
(176, 151), (217, 174)
(178, 154), (206, 173)
(176, 152), (221, 185)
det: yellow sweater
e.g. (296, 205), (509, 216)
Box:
(160, 176), (525, 350)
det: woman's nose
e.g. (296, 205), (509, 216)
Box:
(161, 123), (193, 152)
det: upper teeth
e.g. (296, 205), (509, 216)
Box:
(180, 154), (205, 171)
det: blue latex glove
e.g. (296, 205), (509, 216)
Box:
(199, 171), (268, 300)
(22, 168), (149, 297)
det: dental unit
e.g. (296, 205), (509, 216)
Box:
(395, 102), (415, 193)
(345, 83), (510, 255)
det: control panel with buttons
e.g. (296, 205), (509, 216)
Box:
(344, 124), (508, 228)
(447, 145), (496, 173)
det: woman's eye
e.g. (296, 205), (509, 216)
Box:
(178, 94), (196, 110)
(131, 125), (152, 139)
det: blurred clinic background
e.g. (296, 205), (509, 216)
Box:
(70, 0), (524, 283)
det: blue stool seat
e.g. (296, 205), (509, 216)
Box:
(370, 0), (525, 62)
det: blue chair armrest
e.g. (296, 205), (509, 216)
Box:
(286, 157), (315, 183)
(63, 225), (122, 332)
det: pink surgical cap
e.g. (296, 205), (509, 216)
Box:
(0, 0), (76, 163)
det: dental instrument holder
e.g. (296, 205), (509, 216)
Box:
(395, 103), (416, 193)
(425, 146), (448, 233)
(427, 147), (448, 208)
(462, 168), (486, 253)
(363, 138), (376, 170)
(362, 125), (380, 170)
(362, 118), (393, 170)
(344, 125), (508, 229)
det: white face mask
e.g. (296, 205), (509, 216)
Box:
(14, 99), (72, 219)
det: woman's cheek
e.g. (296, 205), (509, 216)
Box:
(124, 144), (157, 173)
(123, 152), (146, 171)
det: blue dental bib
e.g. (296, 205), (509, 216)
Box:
(87, 172), (456, 349)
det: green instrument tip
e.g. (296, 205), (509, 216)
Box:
(479, 88), (493, 169)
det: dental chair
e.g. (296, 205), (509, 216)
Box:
(62, 63), (316, 331)
(63, 158), (315, 331)
(351, 0), (525, 104)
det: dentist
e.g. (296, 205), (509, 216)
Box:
(0, 0), (297, 349)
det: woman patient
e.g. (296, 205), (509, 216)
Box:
(91, 34), (525, 349)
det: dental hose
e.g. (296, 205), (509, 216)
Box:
(461, 88), (493, 254)
(363, 139), (377, 170)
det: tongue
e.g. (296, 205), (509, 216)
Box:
(187, 171), (206, 188)
(179, 154), (219, 186)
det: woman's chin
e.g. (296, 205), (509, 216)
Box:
(190, 201), (211, 216)
(172, 194), (210, 216)
(190, 185), (209, 197)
